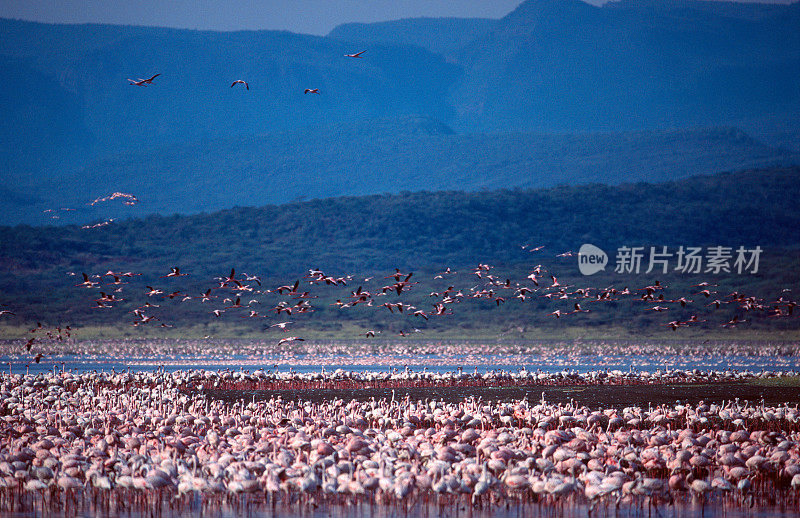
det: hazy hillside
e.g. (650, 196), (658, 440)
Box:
(328, 17), (497, 62)
(0, 18), (460, 168)
(450, 0), (800, 133)
(2, 0), (799, 225)
(13, 121), (798, 226)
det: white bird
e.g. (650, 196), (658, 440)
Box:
(270, 321), (293, 331)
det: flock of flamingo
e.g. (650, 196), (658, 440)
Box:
(0, 366), (799, 516)
(128, 48), (366, 93)
(3, 44), (800, 517)
(1, 247), (796, 368)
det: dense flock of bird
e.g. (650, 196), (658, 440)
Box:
(15, 46), (795, 355)
(1, 368), (800, 515)
(4, 45), (800, 517)
(5, 252), (794, 365)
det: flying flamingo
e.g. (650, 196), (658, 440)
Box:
(344, 50), (366, 58)
(160, 267), (187, 278)
(231, 80), (249, 90)
(128, 74), (160, 86)
(278, 336), (304, 345)
(270, 322), (293, 331)
(75, 273), (99, 288)
(665, 321), (684, 331)
(226, 297), (247, 309)
(304, 88), (320, 94)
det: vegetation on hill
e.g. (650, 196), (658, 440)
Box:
(0, 167), (798, 339)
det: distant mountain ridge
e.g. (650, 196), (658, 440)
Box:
(1, 0), (799, 224)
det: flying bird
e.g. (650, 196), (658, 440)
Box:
(344, 50), (366, 58)
(160, 267), (187, 278)
(270, 321), (294, 331)
(128, 74), (160, 86)
(231, 80), (249, 90)
(304, 88), (320, 94)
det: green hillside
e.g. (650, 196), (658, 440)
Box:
(0, 167), (797, 339)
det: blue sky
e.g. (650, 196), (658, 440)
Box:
(1, 0), (525, 35)
(0, 0), (793, 35)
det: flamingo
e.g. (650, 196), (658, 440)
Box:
(75, 273), (99, 288)
(226, 297), (246, 309)
(665, 321), (684, 331)
(723, 315), (747, 327)
(344, 50), (366, 58)
(216, 268), (238, 287)
(304, 88), (320, 94)
(270, 321), (293, 331)
(128, 74), (160, 86)
(160, 266), (187, 278)
(196, 289), (215, 302)
(278, 336), (304, 345)
(276, 280), (300, 294)
(230, 80), (249, 90)
(572, 303), (590, 313)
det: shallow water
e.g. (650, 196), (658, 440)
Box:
(3, 352), (800, 377)
(7, 494), (800, 518)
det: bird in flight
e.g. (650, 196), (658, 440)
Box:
(231, 80), (249, 90)
(270, 321), (293, 331)
(344, 50), (366, 58)
(304, 88), (320, 94)
(128, 74), (160, 86)
(160, 267), (187, 278)
(278, 336), (305, 346)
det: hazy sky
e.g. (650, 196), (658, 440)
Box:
(0, 0), (794, 36)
